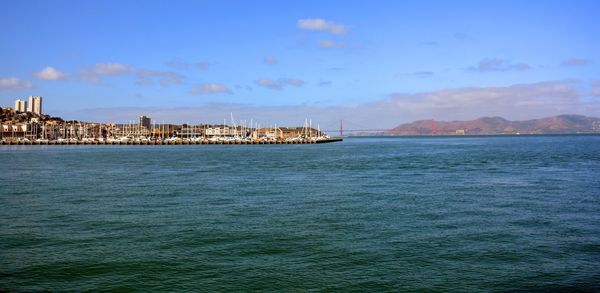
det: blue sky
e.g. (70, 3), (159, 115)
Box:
(1, 0), (599, 128)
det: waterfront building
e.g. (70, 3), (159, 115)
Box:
(256, 128), (279, 139)
(0, 122), (29, 138)
(116, 122), (150, 137)
(14, 99), (27, 113)
(179, 126), (205, 138)
(205, 125), (234, 137)
(28, 96), (42, 115)
(139, 115), (151, 129)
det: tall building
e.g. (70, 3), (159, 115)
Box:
(14, 99), (27, 112)
(139, 115), (151, 129)
(28, 96), (42, 115)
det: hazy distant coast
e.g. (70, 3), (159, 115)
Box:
(384, 115), (600, 136)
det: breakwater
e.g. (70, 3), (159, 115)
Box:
(0, 137), (342, 145)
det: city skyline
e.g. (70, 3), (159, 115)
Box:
(1, 0), (599, 128)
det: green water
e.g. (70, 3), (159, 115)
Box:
(1, 136), (599, 291)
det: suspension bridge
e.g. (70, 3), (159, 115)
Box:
(321, 119), (438, 136)
(320, 120), (390, 136)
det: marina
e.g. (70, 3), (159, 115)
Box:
(1, 98), (343, 146)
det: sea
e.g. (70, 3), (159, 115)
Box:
(1, 135), (599, 291)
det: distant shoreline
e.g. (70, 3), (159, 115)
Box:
(347, 133), (600, 138)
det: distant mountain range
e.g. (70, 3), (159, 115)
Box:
(387, 115), (600, 135)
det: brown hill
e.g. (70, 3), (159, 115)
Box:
(387, 115), (600, 135)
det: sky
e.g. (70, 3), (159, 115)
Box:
(1, 0), (599, 129)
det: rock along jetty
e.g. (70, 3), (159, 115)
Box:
(0, 137), (343, 146)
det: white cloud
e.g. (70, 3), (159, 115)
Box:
(254, 78), (305, 90)
(190, 83), (232, 95)
(469, 58), (531, 72)
(35, 66), (67, 80)
(318, 40), (346, 48)
(264, 56), (278, 65)
(297, 18), (347, 34)
(0, 77), (32, 90)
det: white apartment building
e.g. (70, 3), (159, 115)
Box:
(205, 125), (235, 137)
(28, 96), (42, 115)
(14, 99), (27, 112)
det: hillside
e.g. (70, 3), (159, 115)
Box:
(387, 115), (600, 135)
(0, 107), (61, 123)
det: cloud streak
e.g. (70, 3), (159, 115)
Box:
(263, 56), (278, 65)
(318, 80), (332, 87)
(93, 63), (132, 75)
(284, 79), (304, 87)
(167, 59), (190, 70)
(469, 58), (531, 72)
(297, 18), (347, 34)
(414, 71), (434, 77)
(254, 78), (305, 90)
(592, 80), (600, 96)
(78, 63), (186, 87)
(454, 33), (475, 41)
(0, 77), (32, 90)
(79, 63), (133, 84)
(318, 40), (346, 49)
(136, 69), (183, 87)
(419, 41), (440, 47)
(190, 83), (232, 95)
(562, 58), (590, 66)
(167, 59), (210, 70)
(195, 62), (210, 70)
